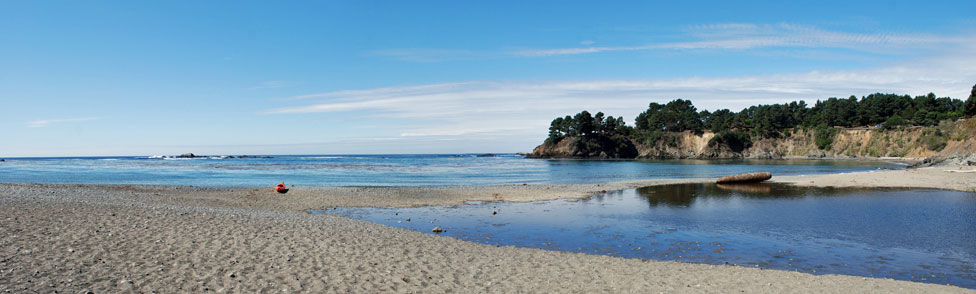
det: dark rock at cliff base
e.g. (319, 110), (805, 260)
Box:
(529, 135), (638, 159)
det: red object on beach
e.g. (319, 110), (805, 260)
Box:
(275, 182), (289, 194)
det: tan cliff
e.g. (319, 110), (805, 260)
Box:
(531, 118), (976, 163)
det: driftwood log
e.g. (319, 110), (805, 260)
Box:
(716, 172), (772, 184)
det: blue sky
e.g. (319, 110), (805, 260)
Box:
(2, 1), (975, 156)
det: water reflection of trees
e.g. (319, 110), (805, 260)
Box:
(635, 183), (814, 208)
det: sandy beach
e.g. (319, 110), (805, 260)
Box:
(2, 167), (974, 293)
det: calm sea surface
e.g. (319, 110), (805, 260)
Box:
(315, 183), (976, 288)
(0, 154), (900, 186)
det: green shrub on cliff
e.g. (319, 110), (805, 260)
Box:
(882, 115), (905, 130)
(920, 128), (948, 151)
(814, 125), (837, 150)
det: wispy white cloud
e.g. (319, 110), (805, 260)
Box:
(369, 23), (968, 62)
(515, 23), (967, 57)
(27, 117), (103, 128)
(266, 39), (975, 146)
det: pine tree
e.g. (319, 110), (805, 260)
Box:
(965, 83), (976, 116)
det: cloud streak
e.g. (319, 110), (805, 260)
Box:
(27, 117), (103, 128)
(517, 23), (966, 57)
(369, 23), (967, 62)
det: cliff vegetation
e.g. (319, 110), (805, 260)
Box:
(531, 84), (976, 163)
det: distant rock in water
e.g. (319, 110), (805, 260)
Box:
(238, 155), (273, 159)
(177, 153), (198, 158)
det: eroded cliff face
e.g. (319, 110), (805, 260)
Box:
(529, 118), (976, 162)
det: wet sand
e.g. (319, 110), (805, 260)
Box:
(1, 167), (974, 293)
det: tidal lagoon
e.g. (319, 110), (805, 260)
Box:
(316, 183), (976, 288)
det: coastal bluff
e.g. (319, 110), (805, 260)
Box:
(530, 118), (976, 163)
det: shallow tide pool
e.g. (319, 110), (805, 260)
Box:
(312, 183), (976, 288)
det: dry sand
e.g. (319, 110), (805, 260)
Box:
(775, 165), (976, 192)
(2, 166), (974, 293)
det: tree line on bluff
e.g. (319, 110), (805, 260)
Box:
(545, 84), (976, 156)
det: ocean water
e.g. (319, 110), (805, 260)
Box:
(0, 154), (900, 186)
(315, 183), (976, 288)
